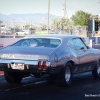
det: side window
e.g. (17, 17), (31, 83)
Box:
(67, 39), (75, 49)
(73, 38), (87, 50)
(50, 39), (61, 47)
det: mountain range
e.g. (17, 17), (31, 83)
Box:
(0, 13), (60, 27)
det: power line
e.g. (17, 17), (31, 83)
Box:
(56, 0), (63, 5)
(56, 0), (68, 18)
(56, 0), (99, 11)
(66, 2), (99, 10)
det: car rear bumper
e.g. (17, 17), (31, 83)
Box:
(0, 59), (63, 74)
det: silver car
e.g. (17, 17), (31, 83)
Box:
(0, 34), (100, 87)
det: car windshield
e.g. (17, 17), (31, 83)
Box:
(11, 38), (61, 48)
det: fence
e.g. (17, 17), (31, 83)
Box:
(0, 37), (100, 49)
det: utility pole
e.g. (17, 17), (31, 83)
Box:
(64, 0), (66, 18)
(47, 0), (50, 34)
(0, 20), (3, 35)
(13, 19), (15, 33)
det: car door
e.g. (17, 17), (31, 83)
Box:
(73, 38), (94, 72)
(73, 38), (95, 65)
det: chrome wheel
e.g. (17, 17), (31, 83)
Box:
(65, 67), (71, 82)
(57, 62), (73, 87)
(97, 64), (100, 75)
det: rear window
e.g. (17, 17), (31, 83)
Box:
(11, 38), (61, 48)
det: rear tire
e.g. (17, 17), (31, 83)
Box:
(92, 61), (100, 78)
(57, 62), (73, 87)
(4, 71), (22, 83)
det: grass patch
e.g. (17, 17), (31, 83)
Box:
(36, 31), (47, 34)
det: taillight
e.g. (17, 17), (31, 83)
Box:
(43, 61), (47, 70)
(38, 61), (47, 70)
(38, 61), (42, 70)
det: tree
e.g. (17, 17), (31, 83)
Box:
(41, 24), (47, 30)
(59, 18), (71, 30)
(15, 25), (20, 29)
(51, 18), (60, 32)
(25, 24), (30, 30)
(98, 18), (100, 27)
(51, 17), (73, 33)
(71, 10), (91, 26)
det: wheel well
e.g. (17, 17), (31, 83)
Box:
(70, 61), (74, 66)
(65, 60), (74, 67)
(99, 58), (100, 62)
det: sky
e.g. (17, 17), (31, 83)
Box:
(0, 0), (100, 18)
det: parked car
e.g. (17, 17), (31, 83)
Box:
(1, 30), (6, 35)
(1, 30), (12, 35)
(0, 34), (100, 87)
(16, 30), (29, 35)
(50, 32), (58, 34)
(6, 30), (12, 35)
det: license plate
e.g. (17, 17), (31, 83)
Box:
(11, 63), (24, 70)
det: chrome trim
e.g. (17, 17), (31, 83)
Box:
(97, 61), (100, 74)
(26, 64), (29, 69)
(7, 64), (10, 68)
(0, 59), (51, 67)
(49, 38), (62, 56)
(65, 67), (71, 82)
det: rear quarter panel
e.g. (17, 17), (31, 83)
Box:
(49, 43), (79, 68)
(91, 48), (100, 61)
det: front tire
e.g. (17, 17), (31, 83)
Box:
(4, 71), (22, 83)
(92, 61), (100, 78)
(57, 62), (73, 87)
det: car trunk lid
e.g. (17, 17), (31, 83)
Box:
(0, 46), (54, 60)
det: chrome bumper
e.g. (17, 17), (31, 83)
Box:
(0, 59), (50, 66)
(0, 59), (62, 74)
(0, 59), (51, 72)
